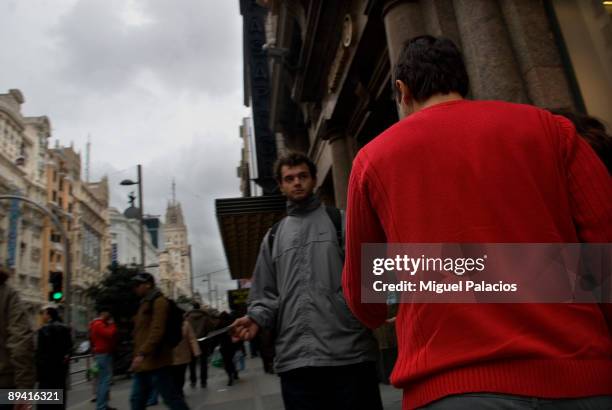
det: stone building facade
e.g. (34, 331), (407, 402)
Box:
(109, 207), (159, 277)
(44, 144), (110, 333)
(0, 90), (50, 320)
(161, 201), (192, 299)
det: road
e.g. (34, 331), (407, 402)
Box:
(67, 356), (402, 410)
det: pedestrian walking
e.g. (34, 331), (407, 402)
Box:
(0, 264), (35, 410)
(341, 35), (612, 409)
(129, 272), (189, 410)
(218, 311), (241, 387)
(36, 304), (73, 410)
(171, 317), (201, 398)
(232, 152), (382, 410)
(185, 303), (216, 388)
(90, 307), (117, 410)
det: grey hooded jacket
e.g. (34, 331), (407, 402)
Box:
(247, 195), (377, 373)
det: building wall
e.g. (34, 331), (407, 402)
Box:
(258, 0), (611, 212)
(552, 0), (612, 127)
(162, 202), (192, 298)
(0, 89), (48, 323)
(109, 207), (159, 278)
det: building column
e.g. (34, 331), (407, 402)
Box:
(420, 0), (462, 48)
(329, 134), (351, 210)
(382, 0), (426, 67)
(498, 0), (574, 109)
(453, 0), (528, 102)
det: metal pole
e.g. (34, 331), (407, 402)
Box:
(0, 195), (72, 326)
(137, 164), (145, 268)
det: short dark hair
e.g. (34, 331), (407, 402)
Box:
(44, 307), (61, 322)
(550, 110), (612, 174)
(393, 35), (469, 103)
(192, 302), (201, 310)
(274, 152), (317, 182)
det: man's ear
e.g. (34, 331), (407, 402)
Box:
(395, 80), (411, 105)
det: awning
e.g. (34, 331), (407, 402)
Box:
(215, 195), (286, 279)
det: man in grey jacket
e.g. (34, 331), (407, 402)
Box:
(232, 152), (382, 410)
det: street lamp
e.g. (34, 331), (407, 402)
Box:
(120, 164), (145, 268)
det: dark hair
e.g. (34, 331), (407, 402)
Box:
(274, 152), (317, 182)
(393, 35), (469, 103)
(44, 307), (61, 322)
(132, 272), (155, 285)
(550, 110), (612, 174)
(96, 305), (111, 314)
(192, 302), (201, 310)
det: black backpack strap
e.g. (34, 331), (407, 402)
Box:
(325, 206), (343, 251)
(268, 220), (282, 258)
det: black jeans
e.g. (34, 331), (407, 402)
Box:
(130, 367), (189, 410)
(38, 366), (68, 410)
(417, 393), (612, 409)
(188, 342), (208, 387)
(171, 364), (188, 398)
(279, 361), (383, 410)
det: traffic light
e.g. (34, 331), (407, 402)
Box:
(49, 271), (63, 301)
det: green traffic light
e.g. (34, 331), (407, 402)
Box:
(52, 291), (63, 300)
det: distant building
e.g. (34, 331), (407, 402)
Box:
(161, 201), (193, 298)
(143, 216), (163, 250)
(238, 117), (261, 197)
(109, 207), (159, 278)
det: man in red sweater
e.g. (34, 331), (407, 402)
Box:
(342, 35), (612, 409)
(90, 307), (117, 410)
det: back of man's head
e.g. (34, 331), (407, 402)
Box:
(394, 35), (469, 103)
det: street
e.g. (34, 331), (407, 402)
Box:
(67, 356), (402, 410)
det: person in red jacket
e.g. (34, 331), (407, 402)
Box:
(90, 307), (117, 410)
(342, 35), (612, 410)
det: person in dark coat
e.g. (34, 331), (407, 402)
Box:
(217, 311), (242, 386)
(36, 304), (73, 410)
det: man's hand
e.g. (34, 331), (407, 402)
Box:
(230, 316), (260, 341)
(129, 354), (144, 372)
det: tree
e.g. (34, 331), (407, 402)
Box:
(86, 263), (141, 375)
(87, 263), (141, 320)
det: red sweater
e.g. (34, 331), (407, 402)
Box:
(90, 319), (117, 354)
(342, 100), (612, 409)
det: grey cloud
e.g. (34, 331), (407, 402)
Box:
(54, 0), (242, 96)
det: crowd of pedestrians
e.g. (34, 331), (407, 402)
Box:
(1, 33), (611, 410)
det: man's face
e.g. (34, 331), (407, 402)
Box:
(100, 311), (110, 321)
(133, 283), (150, 298)
(279, 163), (316, 203)
(41, 310), (50, 323)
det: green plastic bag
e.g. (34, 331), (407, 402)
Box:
(211, 350), (223, 368)
(88, 362), (100, 378)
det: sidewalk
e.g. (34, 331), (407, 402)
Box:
(68, 356), (402, 410)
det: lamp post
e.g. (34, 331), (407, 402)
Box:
(120, 164), (145, 268)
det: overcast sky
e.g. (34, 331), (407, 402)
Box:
(0, 0), (249, 306)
